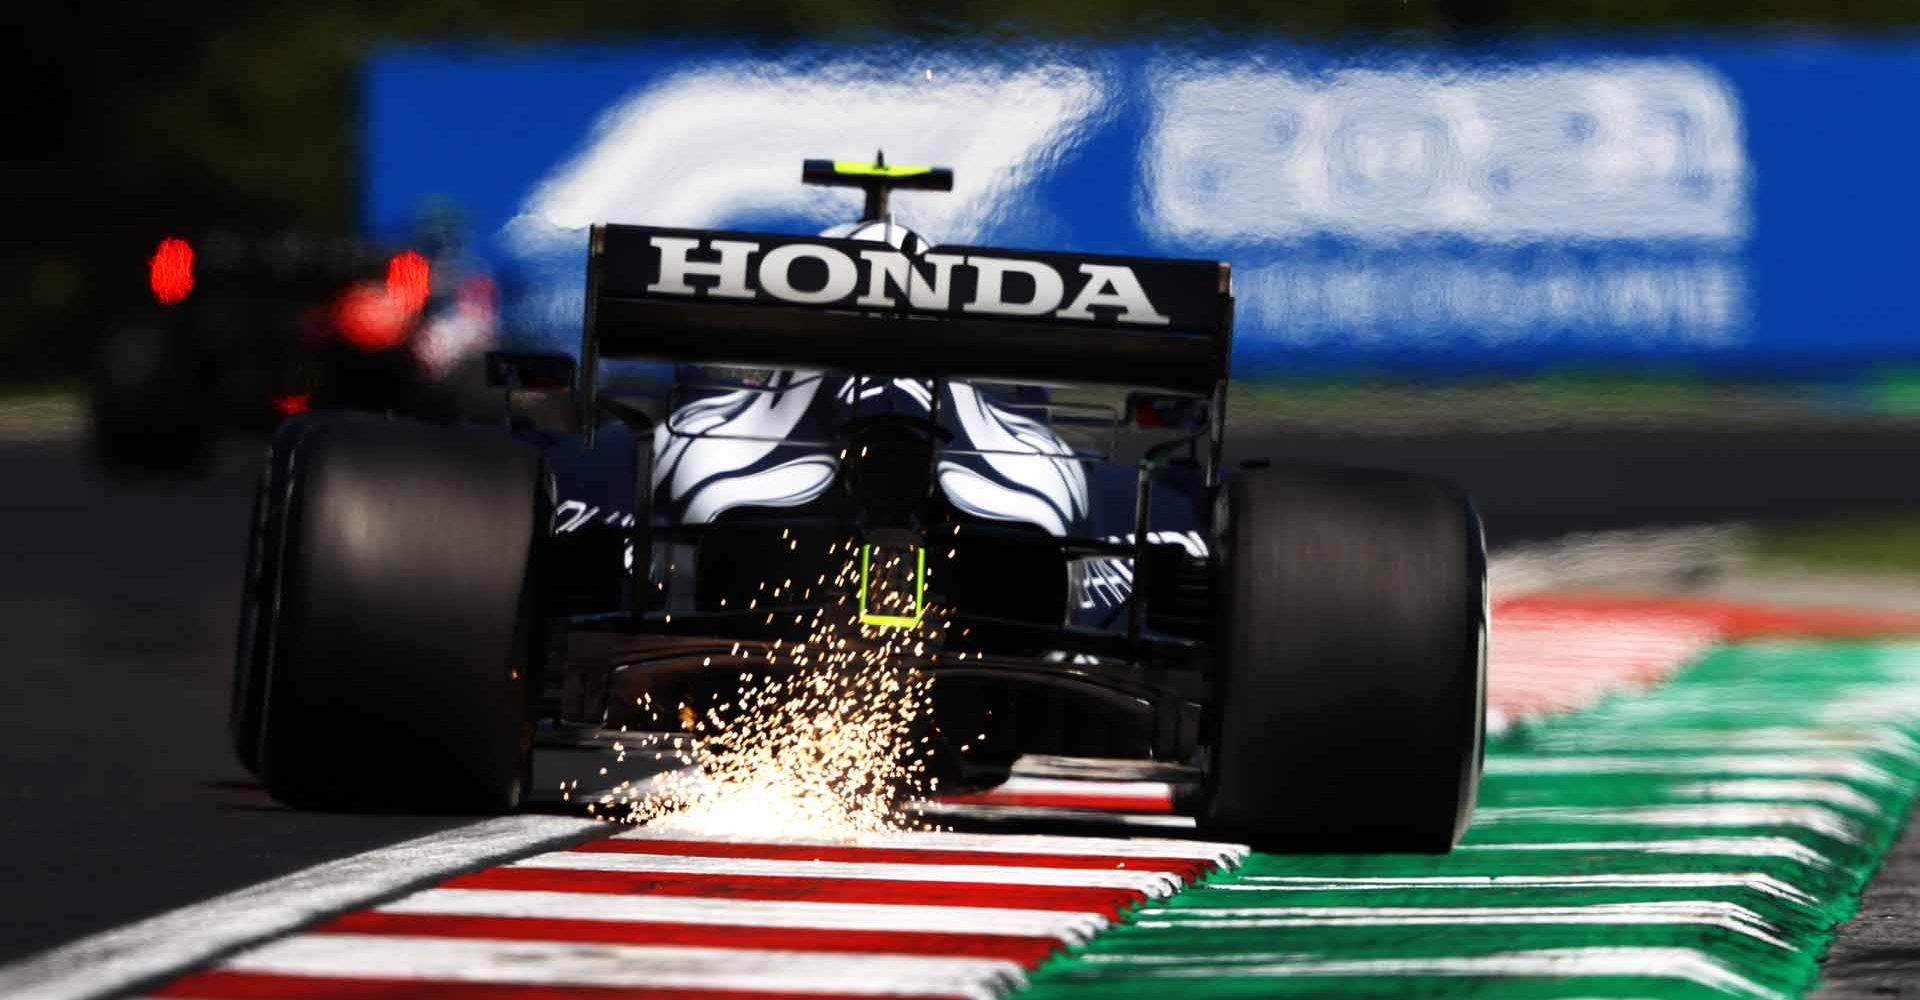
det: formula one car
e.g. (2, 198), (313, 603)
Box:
(92, 228), (495, 472)
(231, 158), (1486, 851)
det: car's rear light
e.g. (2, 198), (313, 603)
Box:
(386, 250), (430, 315)
(271, 393), (311, 416)
(333, 283), (410, 351)
(149, 237), (194, 305)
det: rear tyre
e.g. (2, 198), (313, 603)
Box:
(1201, 463), (1486, 852)
(239, 414), (541, 811)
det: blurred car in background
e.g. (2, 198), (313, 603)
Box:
(90, 227), (500, 471)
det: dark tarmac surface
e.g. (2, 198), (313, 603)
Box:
(1817, 808), (1920, 998)
(0, 437), (470, 964)
(1229, 424), (1920, 547)
(3, 422), (1918, 972)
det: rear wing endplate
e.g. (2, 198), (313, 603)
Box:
(578, 224), (1233, 429)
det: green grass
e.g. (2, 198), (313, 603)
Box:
(1867, 370), (1920, 414)
(1754, 517), (1920, 578)
(1223, 375), (1920, 433)
(0, 386), (84, 442)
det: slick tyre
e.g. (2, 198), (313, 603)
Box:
(1201, 463), (1486, 852)
(241, 414), (541, 811)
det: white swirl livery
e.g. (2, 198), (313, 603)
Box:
(937, 381), (1088, 537)
(651, 224), (1091, 536)
(651, 371), (834, 523)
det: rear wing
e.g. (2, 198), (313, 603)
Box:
(578, 224), (1234, 421)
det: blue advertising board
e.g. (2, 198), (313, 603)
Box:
(365, 38), (1920, 378)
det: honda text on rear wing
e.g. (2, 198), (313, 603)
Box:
(577, 224), (1235, 422)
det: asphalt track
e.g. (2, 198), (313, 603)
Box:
(0, 438), (476, 964)
(0, 434), (693, 968)
(15, 594), (1920, 999)
(1226, 424), (1920, 547)
(3, 424), (1919, 995)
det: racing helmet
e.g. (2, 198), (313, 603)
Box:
(817, 218), (932, 256)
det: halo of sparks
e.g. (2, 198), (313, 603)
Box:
(587, 539), (972, 841)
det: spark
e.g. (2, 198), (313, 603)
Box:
(606, 547), (949, 840)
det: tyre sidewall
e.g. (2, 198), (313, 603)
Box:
(1205, 464), (1486, 852)
(257, 415), (539, 811)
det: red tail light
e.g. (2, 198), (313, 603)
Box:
(149, 237), (194, 305)
(386, 250), (431, 315)
(333, 283), (410, 352)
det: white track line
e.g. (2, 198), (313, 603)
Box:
(0, 809), (1240, 1000)
(1486, 525), (1750, 600)
(1070, 946), (1783, 1000)
(1132, 901), (1792, 949)
(1521, 726), (1920, 758)
(382, 888), (1111, 943)
(1664, 779), (1886, 816)
(1136, 902), (1781, 948)
(1220, 872), (1816, 905)
(0, 815), (602, 1000)
(218, 932), (1023, 1000)
(510, 850), (1187, 896)
(1455, 837), (1835, 867)
(1472, 803), (1866, 844)
(1484, 753), (1906, 787)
